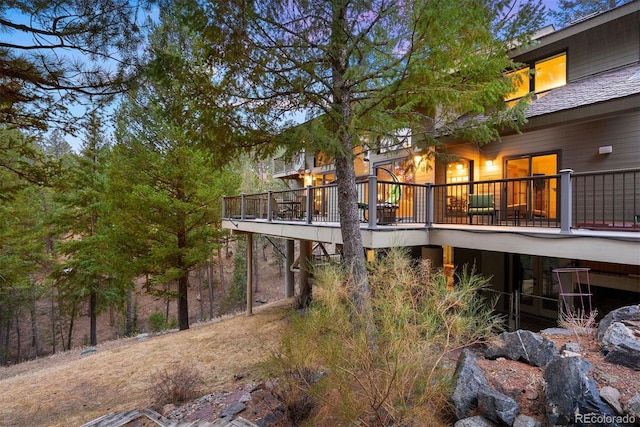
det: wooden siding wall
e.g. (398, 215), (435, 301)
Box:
(480, 112), (640, 174)
(514, 11), (639, 81)
(568, 12), (640, 80)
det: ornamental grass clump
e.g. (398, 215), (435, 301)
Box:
(270, 247), (503, 426)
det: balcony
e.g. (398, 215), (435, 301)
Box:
(272, 151), (305, 179)
(222, 168), (640, 265)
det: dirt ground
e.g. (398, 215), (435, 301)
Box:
(0, 298), (294, 427)
(0, 238), (294, 427)
(1, 240), (637, 426)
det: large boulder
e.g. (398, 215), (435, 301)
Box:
(624, 393), (640, 420)
(544, 357), (618, 426)
(477, 386), (520, 426)
(601, 321), (640, 370)
(452, 349), (524, 424)
(452, 349), (491, 419)
(484, 330), (559, 367)
(597, 305), (640, 342)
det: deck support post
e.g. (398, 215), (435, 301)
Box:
(299, 239), (313, 307)
(285, 239), (295, 298)
(368, 175), (378, 229)
(246, 232), (253, 315)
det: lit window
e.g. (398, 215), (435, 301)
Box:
(506, 67), (531, 102)
(505, 53), (566, 104)
(534, 53), (566, 94)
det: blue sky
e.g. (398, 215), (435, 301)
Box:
(4, 1), (563, 152)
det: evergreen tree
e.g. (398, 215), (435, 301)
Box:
(549, 0), (631, 28)
(111, 3), (241, 330)
(49, 112), (121, 347)
(184, 0), (545, 320)
(0, 163), (49, 363)
(0, 0), (154, 132)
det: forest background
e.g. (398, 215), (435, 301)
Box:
(0, 0), (629, 365)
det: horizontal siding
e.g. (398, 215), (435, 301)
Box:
(514, 12), (639, 81)
(478, 111), (640, 174)
(569, 15), (640, 80)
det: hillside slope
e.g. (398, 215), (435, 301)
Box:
(0, 299), (292, 427)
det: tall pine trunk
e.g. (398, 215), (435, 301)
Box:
(330, 0), (374, 336)
(89, 291), (97, 346)
(178, 275), (189, 330)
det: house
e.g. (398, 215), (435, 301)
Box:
(222, 1), (640, 329)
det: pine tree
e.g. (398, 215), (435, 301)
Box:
(110, 5), (242, 330)
(49, 112), (123, 347)
(549, 0), (631, 28)
(0, 1), (154, 132)
(182, 0), (545, 321)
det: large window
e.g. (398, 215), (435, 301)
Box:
(445, 158), (473, 214)
(506, 53), (566, 103)
(534, 54), (567, 93)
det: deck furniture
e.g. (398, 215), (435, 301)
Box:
(468, 194), (496, 224)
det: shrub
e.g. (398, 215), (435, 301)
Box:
(148, 311), (167, 333)
(148, 362), (205, 408)
(269, 247), (503, 426)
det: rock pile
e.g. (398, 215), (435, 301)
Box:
(452, 305), (640, 426)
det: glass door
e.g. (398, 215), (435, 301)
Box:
(505, 153), (558, 220)
(514, 255), (561, 323)
(445, 159), (473, 216)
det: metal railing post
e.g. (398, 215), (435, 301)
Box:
(368, 175), (378, 229)
(267, 190), (274, 221)
(426, 183), (434, 227)
(306, 186), (313, 224)
(559, 169), (574, 234)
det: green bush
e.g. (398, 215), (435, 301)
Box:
(268, 247), (502, 426)
(148, 311), (167, 333)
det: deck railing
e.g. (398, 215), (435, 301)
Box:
(223, 168), (640, 231)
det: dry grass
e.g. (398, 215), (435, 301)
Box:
(0, 299), (293, 427)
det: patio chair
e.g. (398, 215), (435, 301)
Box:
(468, 194), (496, 224)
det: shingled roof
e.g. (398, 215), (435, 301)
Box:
(524, 62), (640, 118)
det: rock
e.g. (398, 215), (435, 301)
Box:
(526, 391), (539, 400)
(223, 389), (252, 404)
(257, 411), (285, 427)
(541, 326), (594, 336)
(477, 386), (520, 426)
(484, 330), (559, 367)
(599, 386), (624, 414)
(597, 305), (640, 342)
(560, 342), (582, 353)
(602, 322), (640, 370)
(544, 357), (617, 426)
(220, 401), (247, 420)
(513, 414), (542, 427)
(452, 349), (491, 419)
(602, 321), (637, 348)
(624, 393), (640, 419)
(540, 327), (574, 335)
(454, 415), (497, 427)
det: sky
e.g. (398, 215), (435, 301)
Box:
(4, 1), (562, 152)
